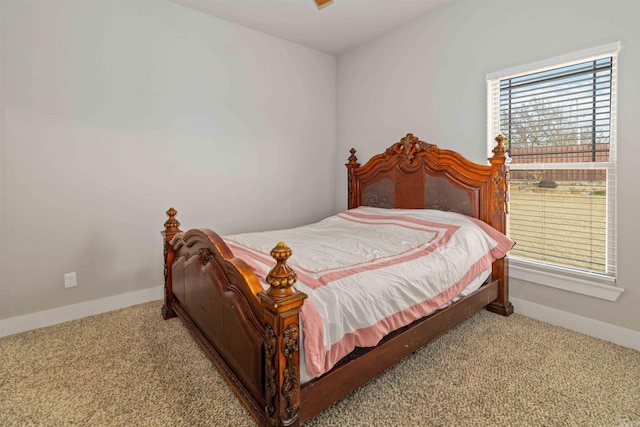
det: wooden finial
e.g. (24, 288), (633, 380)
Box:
(266, 242), (298, 298)
(347, 148), (359, 168)
(492, 134), (508, 158)
(164, 207), (181, 234)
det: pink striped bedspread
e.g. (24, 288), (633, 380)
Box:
(223, 207), (514, 379)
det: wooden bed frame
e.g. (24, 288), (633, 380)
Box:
(161, 133), (512, 426)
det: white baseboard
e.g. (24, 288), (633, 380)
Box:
(511, 297), (640, 352)
(0, 286), (164, 338)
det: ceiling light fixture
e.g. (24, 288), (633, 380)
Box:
(314, 0), (333, 9)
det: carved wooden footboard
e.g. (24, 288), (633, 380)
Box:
(162, 134), (512, 427)
(163, 211), (307, 426)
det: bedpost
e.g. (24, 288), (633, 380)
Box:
(258, 242), (308, 427)
(487, 135), (514, 316)
(162, 207), (182, 320)
(346, 148), (361, 209)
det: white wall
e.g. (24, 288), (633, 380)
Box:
(3, 0), (638, 338)
(336, 0), (640, 332)
(0, 0), (336, 320)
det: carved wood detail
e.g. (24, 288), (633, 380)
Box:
(164, 207), (181, 234)
(282, 324), (300, 419)
(487, 133), (513, 316)
(385, 133), (436, 164)
(492, 133), (508, 158)
(162, 207), (182, 320)
(346, 148), (361, 210)
(199, 248), (215, 266)
(259, 242), (307, 427)
(264, 324), (277, 418)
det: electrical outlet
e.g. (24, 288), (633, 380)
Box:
(64, 272), (77, 288)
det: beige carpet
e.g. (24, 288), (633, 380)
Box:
(1, 300), (639, 426)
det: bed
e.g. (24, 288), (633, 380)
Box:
(161, 133), (513, 426)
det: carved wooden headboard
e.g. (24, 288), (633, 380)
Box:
(346, 133), (510, 229)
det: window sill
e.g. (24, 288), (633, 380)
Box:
(509, 258), (624, 302)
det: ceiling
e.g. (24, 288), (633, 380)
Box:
(171, 0), (453, 55)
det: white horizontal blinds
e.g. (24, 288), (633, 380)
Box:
(495, 53), (616, 277)
(508, 169), (609, 273)
(501, 57), (612, 165)
(606, 167), (617, 277)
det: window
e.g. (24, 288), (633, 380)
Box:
(487, 43), (622, 301)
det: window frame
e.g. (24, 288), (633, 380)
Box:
(487, 42), (623, 301)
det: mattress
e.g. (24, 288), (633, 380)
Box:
(224, 207), (514, 380)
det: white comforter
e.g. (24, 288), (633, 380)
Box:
(224, 207), (514, 379)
